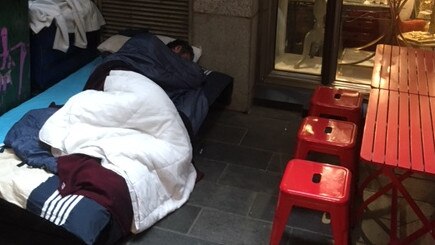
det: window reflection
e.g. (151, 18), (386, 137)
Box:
(273, 0), (434, 88)
(275, 0), (325, 75)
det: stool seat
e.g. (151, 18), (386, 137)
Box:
(298, 116), (356, 148)
(270, 159), (352, 245)
(281, 159), (350, 204)
(309, 86), (363, 126)
(295, 116), (357, 173)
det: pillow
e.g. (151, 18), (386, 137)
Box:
(97, 34), (202, 62)
(97, 34), (130, 53)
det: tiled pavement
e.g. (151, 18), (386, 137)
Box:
(123, 104), (435, 245)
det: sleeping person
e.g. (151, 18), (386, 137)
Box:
(84, 32), (208, 138)
(167, 39), (194, 62)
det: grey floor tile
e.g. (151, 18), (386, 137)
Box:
(154, 204), (202, 233)
(193, 157), (227, 183)
(401, 176), (435, 205)
(266, 153), (292, 174)
(240, 120), (299, 154)
(188, 181), (256, 215)
(352, 216), (392, 245)
(287, 207), (332, 237)
(239, 120), (298, 153)
(287, 228), (333, 245)
(125, 227), (219, 245)
(248, 105), (304, 122)
(250, 194), (338, 238)
(218, 164), (282, 194)
(207, 105), (302, 130)
(249, 192), (277, 222)
(125, 104), (435, 245)
(195, 140), (273, 169)
(198, 122), (247, 145)
(400, 219), (435, 245)
(205, 109), (258, 128)
(189, 209), (272, 245)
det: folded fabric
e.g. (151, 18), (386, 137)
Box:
(3, 108), (58, 173)
(57, 153), (133, 236)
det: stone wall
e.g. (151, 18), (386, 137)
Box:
(192, 0), (259, 112)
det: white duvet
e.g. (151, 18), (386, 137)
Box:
(38, 70), (197, 233)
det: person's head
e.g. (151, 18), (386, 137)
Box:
(166, 39), (194, 61)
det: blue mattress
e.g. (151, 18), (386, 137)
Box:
(0, 57), (102, 143)
(0, 57), (233, 143)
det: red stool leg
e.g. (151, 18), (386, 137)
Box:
(348, 113), (361, 128)
(308, 105), (321, 118)
(330, 206), (350, 245)
(294, 141), (309, 160)
(270, 193), (294, 245)
(339, 149), (357, 174)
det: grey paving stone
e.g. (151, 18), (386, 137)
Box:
(249, 193), (332, 237)
(198, 122), (247, 145)
(193, 157), (227, 183)
(189, 209), (272, 245)
(154, 204), (202, 233)
(195, 140), (273, 170)
(266, 153), (292, 173)
(240, 120), (298, 154)
(287, 228), (333, 245)
(218, 164), (282, 194)
(249, 192), (278, 222)
(188, 180), (256, 215)
(287, 207), (332, 237)
(125, 227), (219, 245)
(123, 105), (435, 245)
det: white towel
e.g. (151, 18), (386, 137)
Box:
(29, 0), (105, 52)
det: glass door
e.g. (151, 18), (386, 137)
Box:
(259, 0), (434, 95)
(335, 0), (391, 89)
(275, 0), (327, 76)
(334, 0), (435, 90)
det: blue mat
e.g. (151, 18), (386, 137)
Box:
(0, 58), (101, 143)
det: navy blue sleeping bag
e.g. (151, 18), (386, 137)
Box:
(3, 107), (58, 173)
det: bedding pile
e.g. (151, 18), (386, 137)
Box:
(85, 32), (209, 136)
(0, 70), (197, 243)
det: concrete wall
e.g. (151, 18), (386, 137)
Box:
(192, 0), (259, 112)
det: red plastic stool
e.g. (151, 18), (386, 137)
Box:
(270, 159), (352, 245)
(295, 116), (357, 174)
(309, 86), (363, 126)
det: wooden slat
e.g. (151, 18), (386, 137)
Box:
(408, 48), (418, 94)
(427, 97), (435, 174)
(416, 49), (429, 95)
(427, 51), (435, 97)
(420, 95), (435, 173)
(372, 44), (435, 97)
(398, 45), (408, 93)
(360, 89), (379, 162)
(379, 44), (392, 90)
(389, 45), (399, 91)
(385, 89), (398, 165)
(409, 93), (424, 171)
(398, 91), (411, 169)
(371, 44), (384, 88)
(372, 89), (388, 164)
